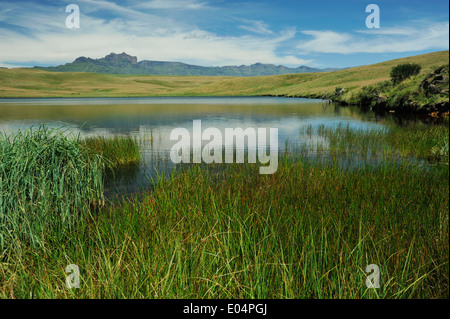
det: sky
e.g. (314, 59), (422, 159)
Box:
(0, 0), (448, 69)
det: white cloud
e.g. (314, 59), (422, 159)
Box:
(0, 62), (23, 69)
(297, 22), (449, 54)
(133, 0), (208, 10)
(0, 27), (310, 67)
(77, 0), (145, 16)
(239, 20), (274, 35)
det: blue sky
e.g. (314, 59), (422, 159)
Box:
(0, 0), (448, 69)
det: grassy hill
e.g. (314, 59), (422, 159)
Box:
(175, 50), (448, 98)
(34, 52), (339, 76)
(1, 50), (448, 112)
(0, 70), (230, 97)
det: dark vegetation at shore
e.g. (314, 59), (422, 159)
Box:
(331, 64), (449, 115)
(82, 135), (140, 169)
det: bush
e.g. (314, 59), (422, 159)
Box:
(390, 63), (422, 85)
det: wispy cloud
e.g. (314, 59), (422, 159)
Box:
(239, 20), (274, 35)
(297, 22), (449, 54)
(133, 0), (208, 10)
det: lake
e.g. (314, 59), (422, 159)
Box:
(0, 96), (430, 198)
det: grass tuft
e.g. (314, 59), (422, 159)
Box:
(0, 126), (104, 253)
(81, 135), (140, 169)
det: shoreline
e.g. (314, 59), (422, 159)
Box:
(1, 51), (448, 115)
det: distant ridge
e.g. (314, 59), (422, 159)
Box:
(34, 52), (341, 76)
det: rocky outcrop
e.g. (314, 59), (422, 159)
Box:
(417, 65), (449, 114)
(103, 52), (138, 64)
(73, 53), (138, 65)
(336, 64), (449, 115)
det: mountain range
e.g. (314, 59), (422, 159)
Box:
(34, 52), (341, 76)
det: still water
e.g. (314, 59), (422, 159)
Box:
(0, 96), (420, 198)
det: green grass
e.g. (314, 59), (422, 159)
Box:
(0, 123), (448, 299)
(81, 135), (140, 169)
(0, 126), (104, 253)
(343, 64), (449, 112)
(301, 119), (449, 163)
(0, 51), (448, 100)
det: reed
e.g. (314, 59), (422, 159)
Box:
(0, 126), (104, 254)
(81, 135), (140, 169)
(299, 120), (449, 164)
(0, 123), (448, 299)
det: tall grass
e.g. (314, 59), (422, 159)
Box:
(0, 123), (448, 299)
(2, 156), (447, 299)
(0, 126), (104, 254)
(298, 120), (449, 164)
(81, 135), (140, 169)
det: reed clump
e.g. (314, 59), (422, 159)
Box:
(81, 135), (140, 169)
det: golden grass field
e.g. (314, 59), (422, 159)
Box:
(0, 50), (448, 98)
